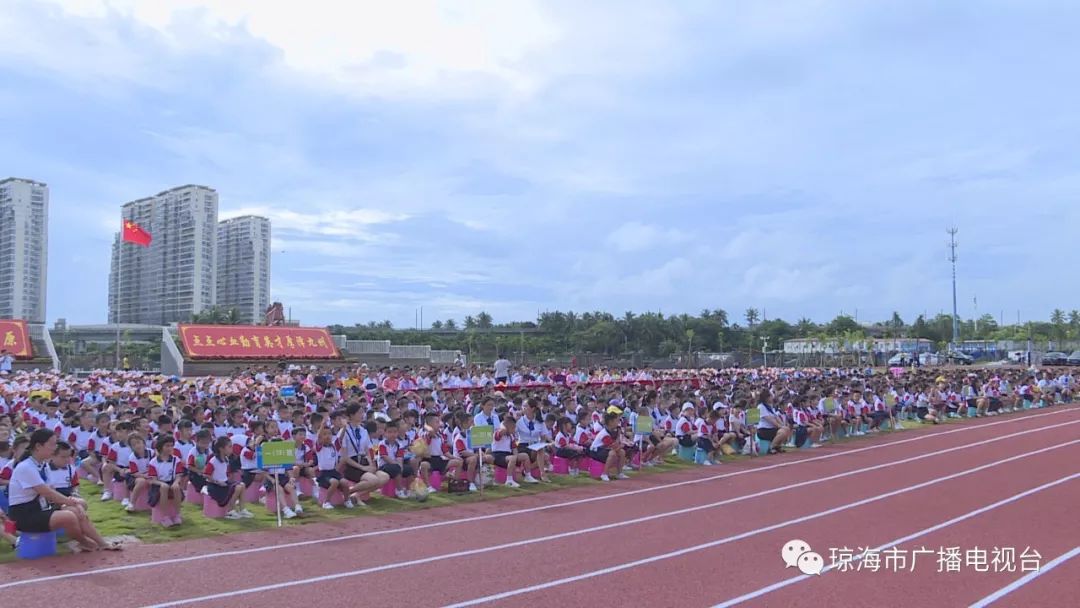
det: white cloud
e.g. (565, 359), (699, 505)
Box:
(32, 0), (562, 99)
(224, 207), (408, 238)
(606, 221), (689, 253)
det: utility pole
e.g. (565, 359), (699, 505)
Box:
(761, 336), (770, 368)
(947, 228), (960, 347)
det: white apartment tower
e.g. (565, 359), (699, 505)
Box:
(216, 215), (271, 324)
(0, 178), (48, 323)
(109, 185), (218, 325)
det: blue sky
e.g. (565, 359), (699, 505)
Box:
(1, 0), (1077, 328)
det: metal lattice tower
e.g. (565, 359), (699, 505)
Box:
(947, 227), (959, 345)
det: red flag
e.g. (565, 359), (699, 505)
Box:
(122, 219), (152, 247)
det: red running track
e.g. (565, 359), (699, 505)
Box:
(2, 406), (1078, 608)
(968, 546), (1080, 607)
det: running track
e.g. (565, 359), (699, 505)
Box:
(3, 406), (1078, 608)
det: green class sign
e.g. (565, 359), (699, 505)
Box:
(468, 425), (494, 449)
(257, 440), (296, 469)
(633, 416), (654, 435)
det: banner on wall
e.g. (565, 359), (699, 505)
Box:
(178, 324), (341, 359)
(0, 320), (33, 358)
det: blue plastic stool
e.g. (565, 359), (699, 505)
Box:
(879, 419), (891, 431)
(16, 531), (57, 560)
(756, 438), (772, 455)
(967, 406), (978, 418)
(676, 445), (696, 461)
(693, 448), (710, 464)
(0, 488), (8, 514)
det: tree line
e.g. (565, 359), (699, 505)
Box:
(327, 308), (1080, 360)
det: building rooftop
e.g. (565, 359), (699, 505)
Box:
(156, 184), (216, 197)
(0, 177), (48, 187)
(219, 215), (270, 224)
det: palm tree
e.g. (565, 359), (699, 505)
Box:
(444, 319), (458, 330)
(476, 311), (493, 329)
(1051, 309), (1067, 340)
(463, 316), (477, 330)
(795, 317), (816, 338)
(744, 308), (759, 327)
(431, 320), (444, 330)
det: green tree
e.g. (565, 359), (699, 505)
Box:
(744, 308), (759, 327)
(826, 315), (861, 336)
(444, 319), (457, 330)
(1051, 308), (1067, 340)
(795, 317), (817, 337)
(476, 311), (494, 329)
(430, 320), (443, 330)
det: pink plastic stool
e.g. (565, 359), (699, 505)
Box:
(429, 471), (443, 490)
(243, 481), (264, 504)
(129, 488), (152, 512)
(202, 494), (228, 519)
(184, 482), (202, 504)
(551, 456), (570, 475)
(151, 499), (181, 526)
(111, 480), (129, 502)
(298, 477), (315, 498)
(318, 486), (345, 506)
(530, 467), (542, 479)
(588, 458), (605, 479)
(266, 486), (294, 512)
(380, 480), (397, 498)
(631, 452), (641, 467)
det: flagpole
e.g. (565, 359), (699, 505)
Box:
(116, 239), (123, 370)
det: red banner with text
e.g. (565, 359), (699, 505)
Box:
(0, 320), (33, 358)
(178, 324), (341, 359)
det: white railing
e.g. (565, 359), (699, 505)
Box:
(161, 327), (185, 376)
(429, 350), (462, 364)
(38, 324), (61, 371)
(345, 340), (391, 355)
(389, 345), (431, 359)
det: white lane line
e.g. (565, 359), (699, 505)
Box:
(448, 465), (1080, 608)
(140, 437), (1080, 608)
(3, 407), (1073, 591)
(713, 480), (1080, 606)
(969, 546), (1080, 608)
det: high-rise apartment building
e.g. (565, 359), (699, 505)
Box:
(0, 178), (48, 323)
(216, 215), (271, 324)
(109, 185), (218, 324)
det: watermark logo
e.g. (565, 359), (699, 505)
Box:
(781, 539), (825, 576)
(783, 542), (1042, 575)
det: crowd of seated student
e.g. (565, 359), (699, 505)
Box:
(0, 363), (1073, 546)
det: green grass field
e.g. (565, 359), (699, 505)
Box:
(0, 458), (694, 560)
(0, 417), (933, 561)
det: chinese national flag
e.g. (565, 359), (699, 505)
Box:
(122, 219), (152, 247)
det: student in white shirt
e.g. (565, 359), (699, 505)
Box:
(755, 393), (791, 454)
(7, 429), (119, 551)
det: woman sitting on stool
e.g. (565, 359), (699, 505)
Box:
(755, 393), (792, 455)
(7, 429), (120, 552)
